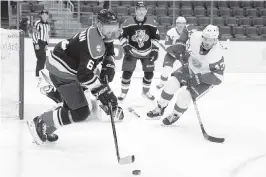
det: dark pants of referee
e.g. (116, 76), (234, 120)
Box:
(34, 40), (47, 77)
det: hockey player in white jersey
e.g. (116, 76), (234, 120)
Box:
(147, 25), (225, 125)
(156, 17), (186, 89)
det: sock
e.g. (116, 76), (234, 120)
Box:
(121, 71), (133, 94)
(40, 106), (71, 134)
(172, 87), (191, 116)
(142, 76), (152, 93)
(160, 66), (172, 84)
(121, 78), (130, 94)
(172, 104), (188, 117)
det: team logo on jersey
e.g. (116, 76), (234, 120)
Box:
(96, 44), (101, 52)
(132, 30), (149, 48)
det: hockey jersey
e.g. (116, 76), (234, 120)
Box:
(187, 31), (225, 85)
(166, 24), (197, 58)
(46, 26), (114, 85)
(119, 16), (160, 57)
(164, 27), (182, 45)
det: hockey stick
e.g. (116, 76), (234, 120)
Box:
(189, 92), (225, 143)
(127, 107), (140, 118)
(105, 76), (135, 164)
(184, 59), (225, 143)
(108, 102), (135, 164)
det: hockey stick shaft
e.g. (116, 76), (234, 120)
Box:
(108, 102), (121, 162)
(190, 94), (225, 143)
(108, 102), (135, 164)
(105, 76), (135, 164)
(181, 57), (225, 143)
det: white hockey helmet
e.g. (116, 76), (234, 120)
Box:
(201, 25), (219, 50)
(176, 17), (186, 24)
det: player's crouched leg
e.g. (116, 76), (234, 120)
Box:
(147, 74), (181, 119)
(31, 104), (90, 144)
(162, 82), (213, 126)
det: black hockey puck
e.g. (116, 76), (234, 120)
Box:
(132, 170), (141, 175)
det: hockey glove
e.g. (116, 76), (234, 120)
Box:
(188, 73), (201, 86)
(123, 45), (133, 56)
(149, 48), (159, 62)
(173, 64), (201, 87)
(100, 104), (124, 121)
(100, 56), (115, 84)
(91, 83), (118, 109)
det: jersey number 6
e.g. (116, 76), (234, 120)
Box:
(87, 60), (95, 70)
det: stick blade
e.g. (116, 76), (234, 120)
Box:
(118, 155), (135, 165)
(204, 134), (225, 143)
(201, 126), (225, 143)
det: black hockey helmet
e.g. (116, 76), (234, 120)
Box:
(39, 9), (49, 15)
(97, 9), (117, 24)
(135, 1), (146, 8)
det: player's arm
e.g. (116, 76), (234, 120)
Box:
(148, 20), (160, 61)
(77, 50), (100, 89)
(170, 26), (191, 55)
(200, 57), (225, 85)
(119, 19), (133, 55)
(100, 41), (116, 83)
(32, 20), (40, 44)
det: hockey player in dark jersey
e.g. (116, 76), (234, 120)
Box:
(27, 9), (124, 145)
(147, 25), (225, 125)
(118, 1), (160, 101)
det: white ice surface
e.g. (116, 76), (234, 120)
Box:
(0, 41), (266, 177)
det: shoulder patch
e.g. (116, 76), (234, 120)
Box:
(33, 19), (41, 28)
(122, 16), (135, 28)
(87, 27), (106, 59)
(145, 16), (158, 27)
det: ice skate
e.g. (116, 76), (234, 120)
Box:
(142, 91), (155, 101)
(162, 114), (180, 125)
(27, 116), (47, 145)
(156, 83), (164, 89)
(47, 133), (59, 142)
(118, 93), (127, 101)
(147, 104), (166, 119)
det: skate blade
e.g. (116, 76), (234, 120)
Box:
(27, 121), (46, 145)
(146, 116), (161, 120)
(141, 94), (155, 101)
(156, 85), (164, 89)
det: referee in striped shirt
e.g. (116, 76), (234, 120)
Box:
(32, 9), (50, 84)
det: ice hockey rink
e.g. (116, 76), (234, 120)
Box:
(0, 39), (266, 177)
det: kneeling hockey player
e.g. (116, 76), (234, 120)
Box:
(27, 9), (124, 144)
